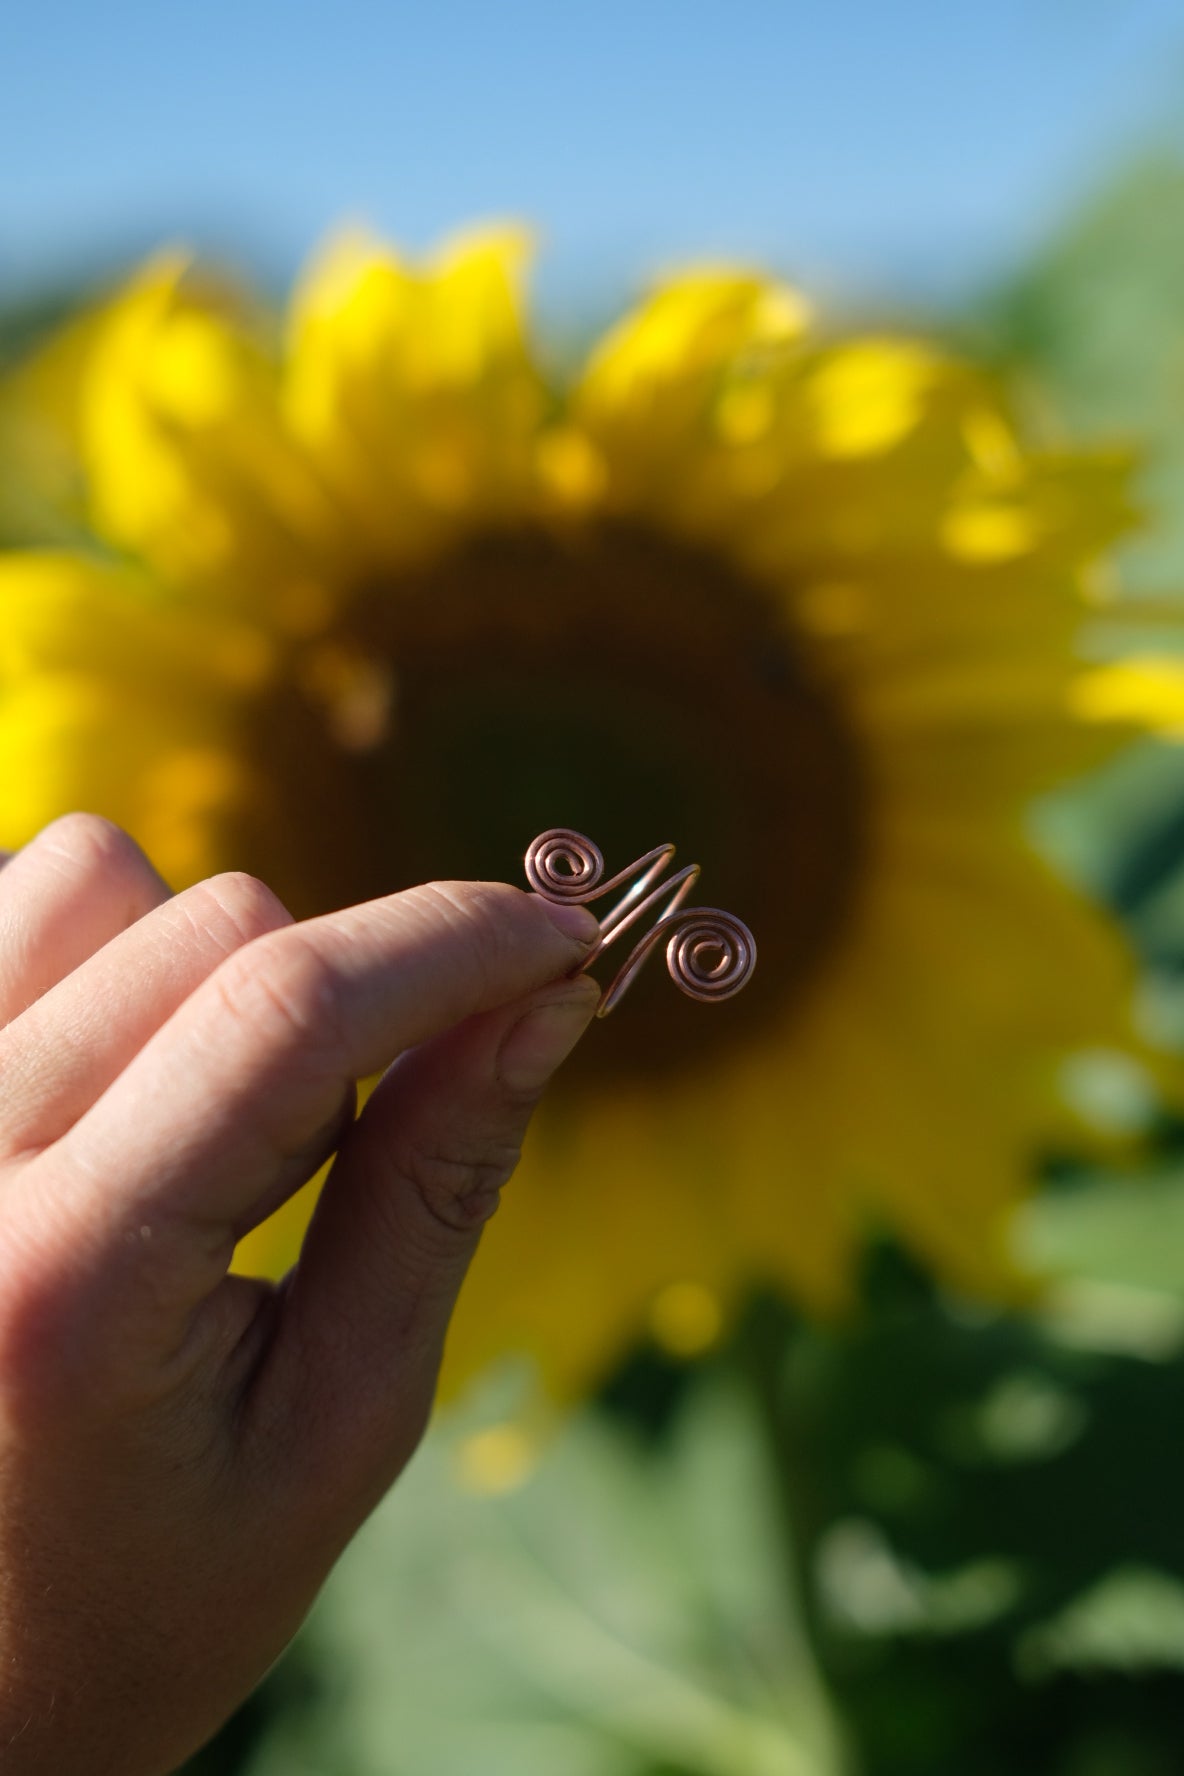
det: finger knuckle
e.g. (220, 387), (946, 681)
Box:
(179, 871), (293, 955)
(399, 1133), (523, 1234)
(409, 880), (527, 993)
(212, 930), (345, 1056)
(37, 811), (151, 883)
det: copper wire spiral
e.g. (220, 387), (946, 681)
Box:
(524, 828), (757, 1016)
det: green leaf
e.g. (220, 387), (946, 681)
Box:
(237, 1372), (842, 1776)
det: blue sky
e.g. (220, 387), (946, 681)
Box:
(3, 0), (1184, 315)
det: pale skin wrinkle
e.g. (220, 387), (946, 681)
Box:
(0, 812), (600, 1774)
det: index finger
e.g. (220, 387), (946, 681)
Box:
(28, 881), (597, 1336)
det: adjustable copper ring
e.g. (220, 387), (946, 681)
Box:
(525, 828), (757, 1017)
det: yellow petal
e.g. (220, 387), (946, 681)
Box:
(0, 552), (261, 880)
(575, 268), (810, 514)
(807, 340), (941, 459)
(81, 255), (342, 607)
(1070, 657), (1184, 735)
(285, 223), (547, 557)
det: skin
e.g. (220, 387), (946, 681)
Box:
(0, 812), (602, 1774)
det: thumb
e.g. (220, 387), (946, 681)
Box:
(262, 972), (600, 1498)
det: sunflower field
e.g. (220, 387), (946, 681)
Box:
(7, 8), (1184, 1772)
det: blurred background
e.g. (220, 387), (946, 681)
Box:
(8, 4), (1184, 1772)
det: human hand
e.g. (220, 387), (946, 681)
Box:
(0, 814), (600, 1773)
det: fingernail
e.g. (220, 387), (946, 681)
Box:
(535, 896), (601, 947)
(499, 982), (600, 1095)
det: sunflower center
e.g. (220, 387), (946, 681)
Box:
(230, 524), (869, 1084)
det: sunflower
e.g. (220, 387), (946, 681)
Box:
(0, 226), (1176, 1394)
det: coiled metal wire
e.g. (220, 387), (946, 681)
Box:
(525, 827), (756, 1016)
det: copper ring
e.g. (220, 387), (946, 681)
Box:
(525, 827), (756, 1017)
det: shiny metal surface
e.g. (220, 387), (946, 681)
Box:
(525, 828), (757, 1017)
